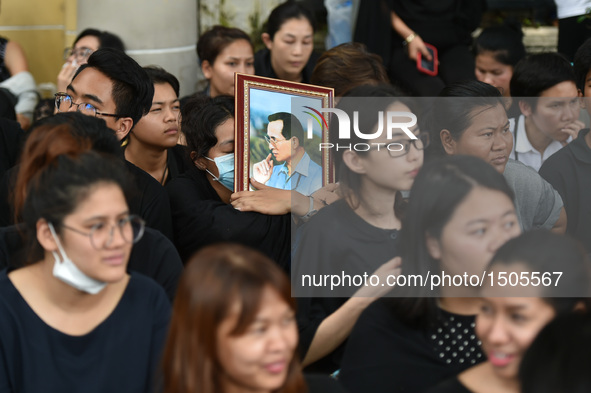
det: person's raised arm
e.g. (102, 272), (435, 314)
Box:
(301, 258), (401, 366)
(4, 41), (28, 75)
(390, 10), (431, 62)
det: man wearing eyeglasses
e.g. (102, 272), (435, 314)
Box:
(253, 112), (322, 196)
(52, 48), (174, 241)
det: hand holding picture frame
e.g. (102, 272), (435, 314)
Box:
(234, 73), (334, 194)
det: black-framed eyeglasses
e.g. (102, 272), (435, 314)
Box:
(372, 132), (430, 158)
(54, 92), (123, 119)
(63, 47), (94, 61)
(60, 215), (145, 250)
(264, 134), (289, 146)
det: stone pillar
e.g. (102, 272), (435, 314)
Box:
(77, 0), (199, 96)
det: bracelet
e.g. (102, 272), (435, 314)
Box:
(300, 196), (318, 222)
(403, 32), (416, 46)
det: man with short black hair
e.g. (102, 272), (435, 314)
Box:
(55, 48), (173, 240)
(253, 111), (322, 196)
(510, 52), (584, 171)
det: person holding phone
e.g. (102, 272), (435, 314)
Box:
(355, 0), (484, 96)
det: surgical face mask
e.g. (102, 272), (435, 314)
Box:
(205, 153), (235, 191)
(48, 222), (107, 294)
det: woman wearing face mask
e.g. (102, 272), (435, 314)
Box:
(161, 243), (348, 393)
(165, 95), (293, 269)
(0, 125), (171, 392)
(255, 1), (318, 84)
(429, 80), (566, 233)
(427, 230), (590, 393)
(339, 155), (522, 393)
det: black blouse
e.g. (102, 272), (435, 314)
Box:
(340, 300), (484, 393)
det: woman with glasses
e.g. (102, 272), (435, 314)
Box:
(292, 84), (427, 373)
(57, 28), (125, 93)
(0, 122), (170, 392)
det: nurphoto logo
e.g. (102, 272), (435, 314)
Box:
(302, 106), (418, 152)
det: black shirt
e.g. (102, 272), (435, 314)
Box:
(539, 129), (591, 253)
(166, 167), (291, 268)
(123, 144), (191, 186)
(340, 300), (483, 393)
(164, 145), (191, 185)
(0, 270), (171, 393)
(124, 161), (174, 240)
(292, 199), (400, 373)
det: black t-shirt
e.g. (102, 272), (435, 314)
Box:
(340, 300), (483, 393)
(539, 129), (591, 253)
(0, 270), (171, 393)
(124, 160), (174, 241)
(166, 167), (291, 268)
(127, 226), (182, 302)
(123, 144), (191, 187)
(292, 199), (400, 373)
(165, 145), (191, 183)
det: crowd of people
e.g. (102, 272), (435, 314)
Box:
(1, 0), (591, 392)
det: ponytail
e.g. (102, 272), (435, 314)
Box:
(13, 124), (92, 221)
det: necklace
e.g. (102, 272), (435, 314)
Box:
(160, 159), (169, 185)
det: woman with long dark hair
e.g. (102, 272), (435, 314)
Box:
(293, 84), (427, 373)
(0, 121), (170, 392)
(339, 155), (521, 393)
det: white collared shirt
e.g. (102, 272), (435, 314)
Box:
(510, 115), (571, 172)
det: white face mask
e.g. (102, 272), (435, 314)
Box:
(48, 222), (107, 295)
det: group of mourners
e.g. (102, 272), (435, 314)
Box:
(0, 1), (591, 392)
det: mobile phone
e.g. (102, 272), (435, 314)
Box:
(417, 43), (438, 76)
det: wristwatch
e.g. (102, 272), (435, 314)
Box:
(300, 196), (318, 222)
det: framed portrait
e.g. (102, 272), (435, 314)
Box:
(234, 73), (334, 194)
